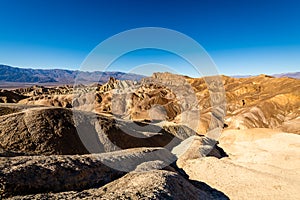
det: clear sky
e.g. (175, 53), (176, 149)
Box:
(0, 0), (299, 77)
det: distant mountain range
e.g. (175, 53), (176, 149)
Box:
(0, 65), (299, 87)
(0, 65), (145, 84)
(272, 72), (300, 79)
(233, 72), (300, 79)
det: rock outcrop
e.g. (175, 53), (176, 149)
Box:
(0, 105), (224, 157)
(0, 103), (228, 199)
(9, 170), (229, 200)
(0, 148), (178, 197)
(5, 72), (298, 134)
(0, 90), (28, 103)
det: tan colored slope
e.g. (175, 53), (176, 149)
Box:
(4, 73), (300, 134)
(179, 128), (300, 200)
(18, 94), (73, 108)
(187, 75), (300, 133)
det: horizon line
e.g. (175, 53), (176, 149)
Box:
(0, 63), (298, 78)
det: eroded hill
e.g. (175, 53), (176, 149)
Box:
(5, 72), (299, 134)
(0, 72), (299, 199)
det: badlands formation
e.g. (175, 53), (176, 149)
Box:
(0, 72), (299, 199)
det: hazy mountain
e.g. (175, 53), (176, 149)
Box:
(232, 72), (300, 79)
(0, 65), (145, 84)
(272, 72), (300, 79)
(230, 75), (253, 78)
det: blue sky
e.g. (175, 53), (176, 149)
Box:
(0, 0), (299, 77)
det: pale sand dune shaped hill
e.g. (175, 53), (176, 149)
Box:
(179, 128), (300, 200)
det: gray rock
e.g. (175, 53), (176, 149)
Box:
(0, 147), (176, 197)
(10, 170), (229, 200)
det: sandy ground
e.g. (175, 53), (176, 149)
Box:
(180, 128), (300, 200)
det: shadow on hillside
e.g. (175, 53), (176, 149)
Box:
(170, 162), (230, 199)
(190, 179), (230, 200)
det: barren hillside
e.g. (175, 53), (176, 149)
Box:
(1, 72), (299, 199)
(9, 73), (300, 134)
